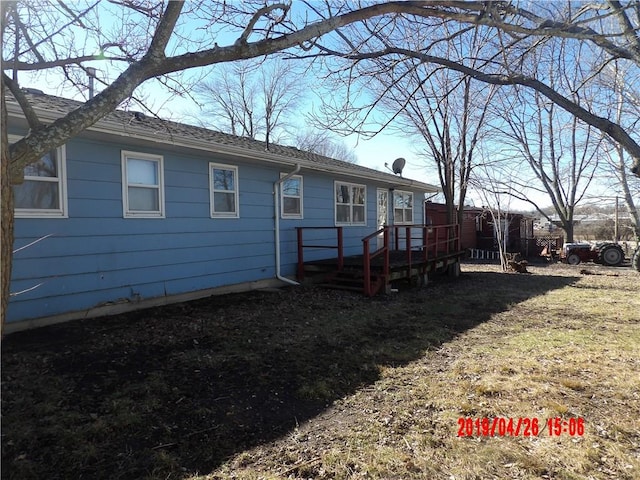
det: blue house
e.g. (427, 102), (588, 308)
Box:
(6, 91), (439, 332)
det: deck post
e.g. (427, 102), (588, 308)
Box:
(384, 227), (390, 289)
(297, 227), (304, 281)
(447, 224), (451, 254)
(422, 225), (428, 262)
(337, 227), (344, 271)
(363, 238), (371, 296)
(406, 227), (412, 276)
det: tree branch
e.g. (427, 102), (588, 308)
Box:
(2, 73), (41, 129)
(145, 0), (183, 60)
(328, 45), (640, 176)
(4, 54), (133, 70)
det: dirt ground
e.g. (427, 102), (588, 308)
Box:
(1, 261), (638, 479)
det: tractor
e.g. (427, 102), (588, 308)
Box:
(561, 242), (626, 267)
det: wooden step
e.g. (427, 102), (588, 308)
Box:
(318, 270), (386, 295)
(317, 283), (364, 292)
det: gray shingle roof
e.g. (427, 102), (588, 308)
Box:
(9, 89), (439, 191)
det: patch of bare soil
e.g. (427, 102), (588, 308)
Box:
(1, 263), (636, 479)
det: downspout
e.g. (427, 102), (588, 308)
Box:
(274, 164), (301, 285)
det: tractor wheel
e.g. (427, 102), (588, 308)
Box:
(567, 253), (581, 265)
(599, 245), (624, 267)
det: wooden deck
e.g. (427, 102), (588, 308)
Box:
(296, 224), (464, 296)
(303, 250), (461, 277)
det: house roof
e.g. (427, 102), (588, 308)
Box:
(7, 90), (440, 193)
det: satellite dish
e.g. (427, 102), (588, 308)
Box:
(392, 157), (406, 176)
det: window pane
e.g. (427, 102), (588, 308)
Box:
(353, 205), (365, 223)
(128, 158), (158, 186)
(24, 151), (57, 178)
(353, 187), (365, 205)
(336, 205), (350, 223)
(283, 197), (300, 215)
(213, 169), (235, 191)
(395, 208), (404, 223)
(283, 178), (300, 196)
(128, 186), (159, 211)
(395, 193), (409, 208)
(14, 181), (59, 209)
(336, 184), (350, 204)
(214, 192), (236, 213)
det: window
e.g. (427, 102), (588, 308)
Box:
(122, 151), (164, 218)
(335, 181), (366, 225)
(393, 190), (413, 224)
(210, 163), (238, 218)
(12, 136), (67, 218)
(281, 174), (303, 218)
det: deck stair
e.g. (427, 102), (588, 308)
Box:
(317, 270), (385, 294)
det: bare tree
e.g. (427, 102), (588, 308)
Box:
(327, 21), (497, 226)
(471, 160), (518, 271)
(295, 129), (358, 163)
(600, 61), (640, 241)
(195, 58), (305, 147)
(305, 0), (640, 175)
(490, 39), (603, 243)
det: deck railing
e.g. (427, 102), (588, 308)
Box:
(363, 223), (460, 296)
(296, 223), (461, 296)
(296, 226), (343, 281)
(361, 228), (390, 296)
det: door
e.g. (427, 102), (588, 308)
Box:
(377, 189), (389, 249)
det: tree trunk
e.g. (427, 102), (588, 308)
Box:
(1, 82), (14, 336)
(563, 221), (574, 243)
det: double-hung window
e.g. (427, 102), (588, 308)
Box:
(12, 135), (67, 218)
(210, 163), (239, 218)
(281, 173), (303, 218)
(122, 151), (164, 218)
(394, 190), (413, 224)
(335, 181), (366, 225)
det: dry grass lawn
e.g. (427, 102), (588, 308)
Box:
(207, 264), (640, 480)
(2, 262), (639, 480)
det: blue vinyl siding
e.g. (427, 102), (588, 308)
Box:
(8, 134), (429, 325)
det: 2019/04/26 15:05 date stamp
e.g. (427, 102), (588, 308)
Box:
(457, 417), (585, 437)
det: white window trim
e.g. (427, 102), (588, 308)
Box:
(334, 181), (367, 226)
(11, 135), (68, 218)
(121, 150), (165, 218)
(280, 173), (303, 219)
(394, 190), (414, 225)
(209, 162), (239, 218)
